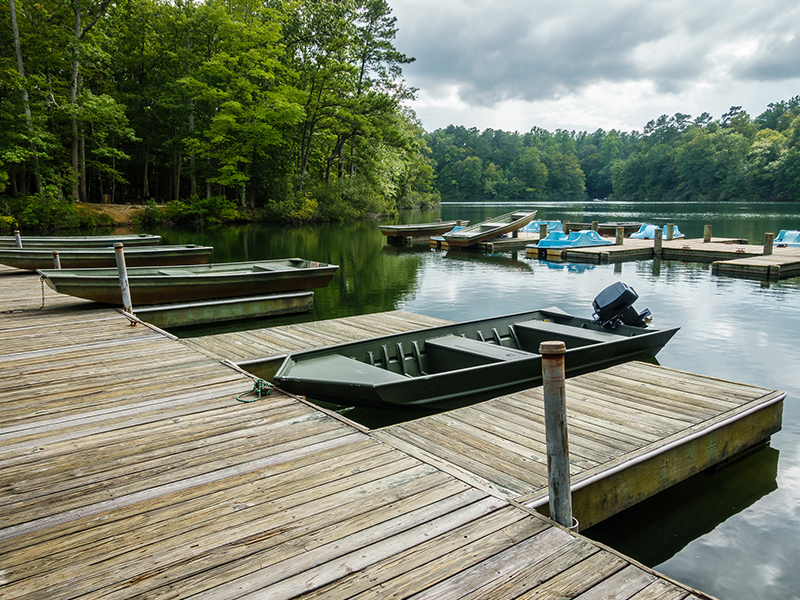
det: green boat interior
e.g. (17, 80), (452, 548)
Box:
(281, 316), (628, 383)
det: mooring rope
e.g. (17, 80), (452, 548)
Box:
(0, 276), (47, 314)
(235, 378), (273, 403)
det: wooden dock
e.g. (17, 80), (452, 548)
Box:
(0, 265), (783, 599)
(524, 235), (800, 279)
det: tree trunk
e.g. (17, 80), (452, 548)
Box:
(142, 141), (150, 199)
(79, 127), (87, 202)
(70, 6), (81, 202)
(9, 0), (41, 192)
(174, 144), (181, 202)
(189, 106), (196, 197)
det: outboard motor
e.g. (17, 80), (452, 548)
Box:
(592, 282), (651, 328)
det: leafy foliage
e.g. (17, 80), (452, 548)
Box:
(0, 0), (431, 225)
(423, 100), (800, 203)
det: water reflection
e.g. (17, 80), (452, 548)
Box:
(585, 446), (779, 566)
(442, 249), (532, 271)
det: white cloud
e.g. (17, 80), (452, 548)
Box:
(390, 0), (800, 132)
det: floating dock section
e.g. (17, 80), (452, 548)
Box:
(712, 252), (800, 280)
(0, 265), (782, 599)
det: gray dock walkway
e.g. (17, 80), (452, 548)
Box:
(1, 265), (781, 599)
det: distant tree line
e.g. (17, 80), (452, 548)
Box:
(0, 0), (439, 227)
(425, 97), (800, 202)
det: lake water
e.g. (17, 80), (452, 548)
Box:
(148, 200), (800, 600)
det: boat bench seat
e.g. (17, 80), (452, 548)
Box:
(279, 354), (408, 385)
(425, 335), (533, 372)
(252, 264), (292, 271)
(514, 319), (622, 350)
(157, 269), (198, 276)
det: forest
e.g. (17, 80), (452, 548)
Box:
(2, 0), (800, 231)
(424, 98), (800, 202)
(0, 0), (438, 227)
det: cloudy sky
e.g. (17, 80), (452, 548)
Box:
(389, 0), (800, 134)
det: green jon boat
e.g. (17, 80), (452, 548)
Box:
(0, 244), (212, 271)
(0, 233), (161, 248)
(442, 210), (537, 247)
(263, 283), (678, 410)
(38, 258), (339, 305)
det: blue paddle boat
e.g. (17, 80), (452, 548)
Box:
(630, 224), (685, 240)
(521, 220), (564, 234)
(775, 230), (800, 246)
(535, 229), (614, 249)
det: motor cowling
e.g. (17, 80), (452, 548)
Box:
(592, 282), (651, 328)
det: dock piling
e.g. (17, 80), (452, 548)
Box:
(764, 233), (774, 256)
(654, 228), (663, 255)
(114, 243), (134, 314)
(616, 227), (624, 246)
(666, 223), (675, 241)
(540, 340), (573, 529)
(14, 229), (22, 248)
(52, 250), (61, 269)
(591, 221), (599, 232)
(704, 225), (713, 243)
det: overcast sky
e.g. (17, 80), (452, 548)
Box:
(389, 0), (800, 134)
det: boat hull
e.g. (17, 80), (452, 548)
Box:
(380, 221), (464, 238)
(0, 234), (161, 248)
(38, 259), (339, 305)
(443, 210), (537, 248)
(0, 245), (212, 271)
(269, 308), (679, 409)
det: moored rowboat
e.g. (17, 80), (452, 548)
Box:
(0, 233), (161, 248)
(264, 283), (678, 409)
(0, 245), (212, 271)
(442, 209), (537, 247)
(38, 258), (339, 305)
(380, 221), (467, 238)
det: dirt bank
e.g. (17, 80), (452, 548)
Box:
(77, 203), (147, 225)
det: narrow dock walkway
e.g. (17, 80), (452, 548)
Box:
(1, 266), (780, 599)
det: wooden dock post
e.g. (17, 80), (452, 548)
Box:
(764, 232), (774, 256)
(540, 340), (573, 529)
(540, 223), (548, 240)
(615, 227), (624, 246)
(114, 243), (134, 314)
(591, 221), (599, 232)
(654, 228), (663, 255)
(704, 224), (712, 243)
(14, 230), (22, 248)
(51, 250), (61, 269)
(666, 223), (675, 241)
